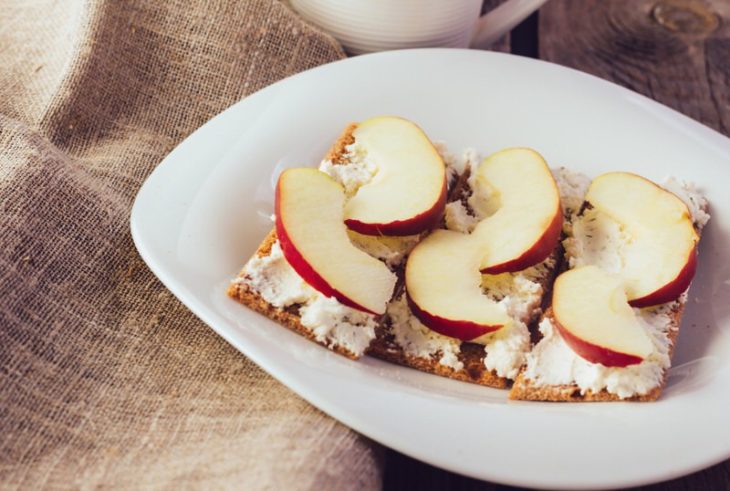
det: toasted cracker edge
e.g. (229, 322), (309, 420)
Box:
(227, 230), (362, 360)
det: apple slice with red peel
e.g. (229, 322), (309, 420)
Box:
(344, 116), (447, 236)
(584, 172), (699, 307)
(405, 229), (510, 340)
(552, 266), (653, 367)
(276, 168), (397, 315)
(471, 148), (563, 274)
(404, 147), (560, 339)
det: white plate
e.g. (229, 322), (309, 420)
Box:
(131, 49), (730, 490)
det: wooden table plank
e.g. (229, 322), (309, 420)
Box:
(541, 0), (729, 134)
(384, 1), (729, 489)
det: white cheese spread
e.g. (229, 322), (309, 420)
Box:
(552, 167), (591, 219)
(319, 142), (376, 197)
(243, 241), (317, 307)
(347, 231), (421, 269)
(480, 321), (531, 380)
(563, 206), (630, 272)
(387, 296), (464, 371)
(444, 201), (479, 234)
(662, 176), (710, 229)
(300, 296), (378, 357)
(440, 147), (482, 233)
(239, 241), (376, 357)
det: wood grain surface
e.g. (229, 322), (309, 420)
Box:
(383, 1), (730, 490)
(541, 0), (729, 134)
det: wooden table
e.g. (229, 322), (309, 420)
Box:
(384, 0), (730, 489)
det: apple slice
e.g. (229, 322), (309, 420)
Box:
(405, 229), (511, 340)
(471, 148), (563, 274)
(344, 116), (447, 236)
(552, 266), (653, 367)
(276, 168), (397, 315)
(584, 172), (698, 307)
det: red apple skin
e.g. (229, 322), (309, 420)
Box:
(406, 292), (503, 341)
(275, 178), (379, 316)
(344, 176), (447, 236)
(628, 245), (697, 308)
(552, 313), (644, 367)
(480, 205), (563, 274)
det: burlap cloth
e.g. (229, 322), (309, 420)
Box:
(0, 1), (387, 489)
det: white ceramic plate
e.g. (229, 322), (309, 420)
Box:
(131, 49), (730, 490)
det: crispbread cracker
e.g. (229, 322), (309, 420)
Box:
(324, 123), (356, 164)
(509, 201), (707, 402)
(227, 229), (362, 359)
(509, 305), (683, 401)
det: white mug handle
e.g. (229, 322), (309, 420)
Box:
(470, 0), (550, 49)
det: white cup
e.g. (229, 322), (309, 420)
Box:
(289, 0), (549, 55)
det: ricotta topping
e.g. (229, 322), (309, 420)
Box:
(442, 148), (482, 234)
(387, 296), (464, 371)
(433, 142), (478, 177)
(563, 206), (630, 272)
(662, 176), (710, 229)
(467, 261), (551, 378)
(347, 231), (421, 269)
(243, 241), (317, 307)
(563, 177), (709, 273)
(386, 295), (531, 379)
(319, 142), (376, 197)
(240, 241), (376, 357)
(523, 298), (678, 398)
(444, 201), (479, 234)
(300, 296), (378, 357)
(552, 167), (591, 219)
(480, 321), (531, 380)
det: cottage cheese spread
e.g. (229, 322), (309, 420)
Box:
(386, 295), (530, 378)
(387, 296), (464, 371)
(300, 295), (378, 357)
(319, 142), (376, 197)
(444, 201), (479, 234)
(563, 207), (630, 272)
(468, 259), (552, 378)
(552, 167), (591, 219)
(480, 322), (531, 379)
(240, 241), (376, 357)
(526, 179), (709, 398)
(347, 231), (421, 269)
(390, 255), (549, 379)
(243, 241), (317, 307)
(662, 176), (710, 229)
